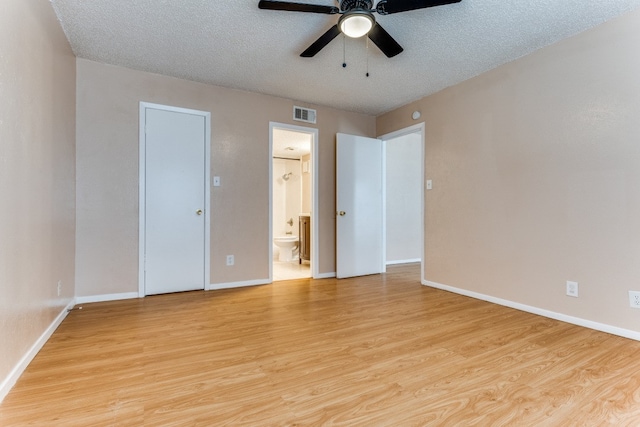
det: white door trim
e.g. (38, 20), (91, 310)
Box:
(138, 102), (211, 297)
(379, 122), (426, 283)
(269, 122), (320, 280)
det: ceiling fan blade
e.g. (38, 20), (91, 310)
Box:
(258, 0), (339, 14)
(367, 23), (403, 58)
(301, 25), (341, 57)
(376, 0), (461, 15)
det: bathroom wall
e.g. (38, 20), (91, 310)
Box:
(273, 158), (301, 238)
(386, 133), (422, 263)
(285, 165), (302, 236)
(301, 153), (312, 214)
(273, 159), (287, 238)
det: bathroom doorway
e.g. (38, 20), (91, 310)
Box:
(269, 122), (318, 281)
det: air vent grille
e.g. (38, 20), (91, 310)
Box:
(293, 106), (317, 124)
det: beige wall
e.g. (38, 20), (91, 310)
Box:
(377, 9), (640, 333)
(0, 0), (76, 392)
(75, 60), (375, 296)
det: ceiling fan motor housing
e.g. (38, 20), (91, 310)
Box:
(340, 0), (373, 12)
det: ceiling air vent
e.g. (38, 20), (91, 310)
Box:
(293, 106), (316, 124)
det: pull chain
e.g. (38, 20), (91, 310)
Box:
(366, 37), (370, 77)
(341, 34), (371, 76)
(342, 35), (347, 68)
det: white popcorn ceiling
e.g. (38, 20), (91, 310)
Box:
(51, 0), (640, 116)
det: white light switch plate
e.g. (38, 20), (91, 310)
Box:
(213, 176), (221, 187)
(426, 180), (433, 190)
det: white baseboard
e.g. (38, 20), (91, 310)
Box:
(314, 272), (336, 279)
(423, 279), (640, 342)
(207, 279), (270, 291)
(386, 258), (421, 266)
(0, 299), (75, 403)
(75, 292), (139, 304)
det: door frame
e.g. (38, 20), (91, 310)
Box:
(379, 122), (425, 282)
(138, 102), (211, 297)
(268, 122), (320, 280)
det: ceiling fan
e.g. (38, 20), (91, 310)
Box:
(258, 0), (462, 58)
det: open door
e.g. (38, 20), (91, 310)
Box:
(336, 133), (384, 279)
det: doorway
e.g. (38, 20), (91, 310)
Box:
(380, 123), (425, 281)
(138, 102), (211, 296)
(269, 123), (318, 281)
(335, 124), (424, 279)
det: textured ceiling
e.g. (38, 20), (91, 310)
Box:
(273, 128), (312, 159)
(51, 0), (640, 116)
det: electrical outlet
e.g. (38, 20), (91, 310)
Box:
(629, 291), (640, 309)
(566, 281), (578, 298)
(226, 255), (234, 266)
(57, 280), (62, 297)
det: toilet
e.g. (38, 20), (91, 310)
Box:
(273, 236), (299, 262)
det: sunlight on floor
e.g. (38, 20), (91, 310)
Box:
(273, 261), (310, 281)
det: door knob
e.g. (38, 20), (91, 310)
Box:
(339, 211), (346, 216)
(196, 209), (203, 215)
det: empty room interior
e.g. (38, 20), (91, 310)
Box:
(2, 0), (640, 424)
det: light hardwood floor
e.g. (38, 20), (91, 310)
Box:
(2, 264), (640, 426)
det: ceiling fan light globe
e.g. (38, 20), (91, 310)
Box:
(339, 13), (374, 38)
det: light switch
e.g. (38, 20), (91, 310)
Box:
(213, 176), (221, 187)
(426, 179), (433, 190)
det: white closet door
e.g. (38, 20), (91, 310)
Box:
(143, 106), (207, 295)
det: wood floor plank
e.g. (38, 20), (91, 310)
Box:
(2, 263), (640, 425)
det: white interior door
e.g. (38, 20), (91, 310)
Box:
(141, 104), (209, 295)
(336, 133), (384, 278)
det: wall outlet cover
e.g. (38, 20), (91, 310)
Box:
(629, 291), (640, 308)
(566, 281), (579, 298)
